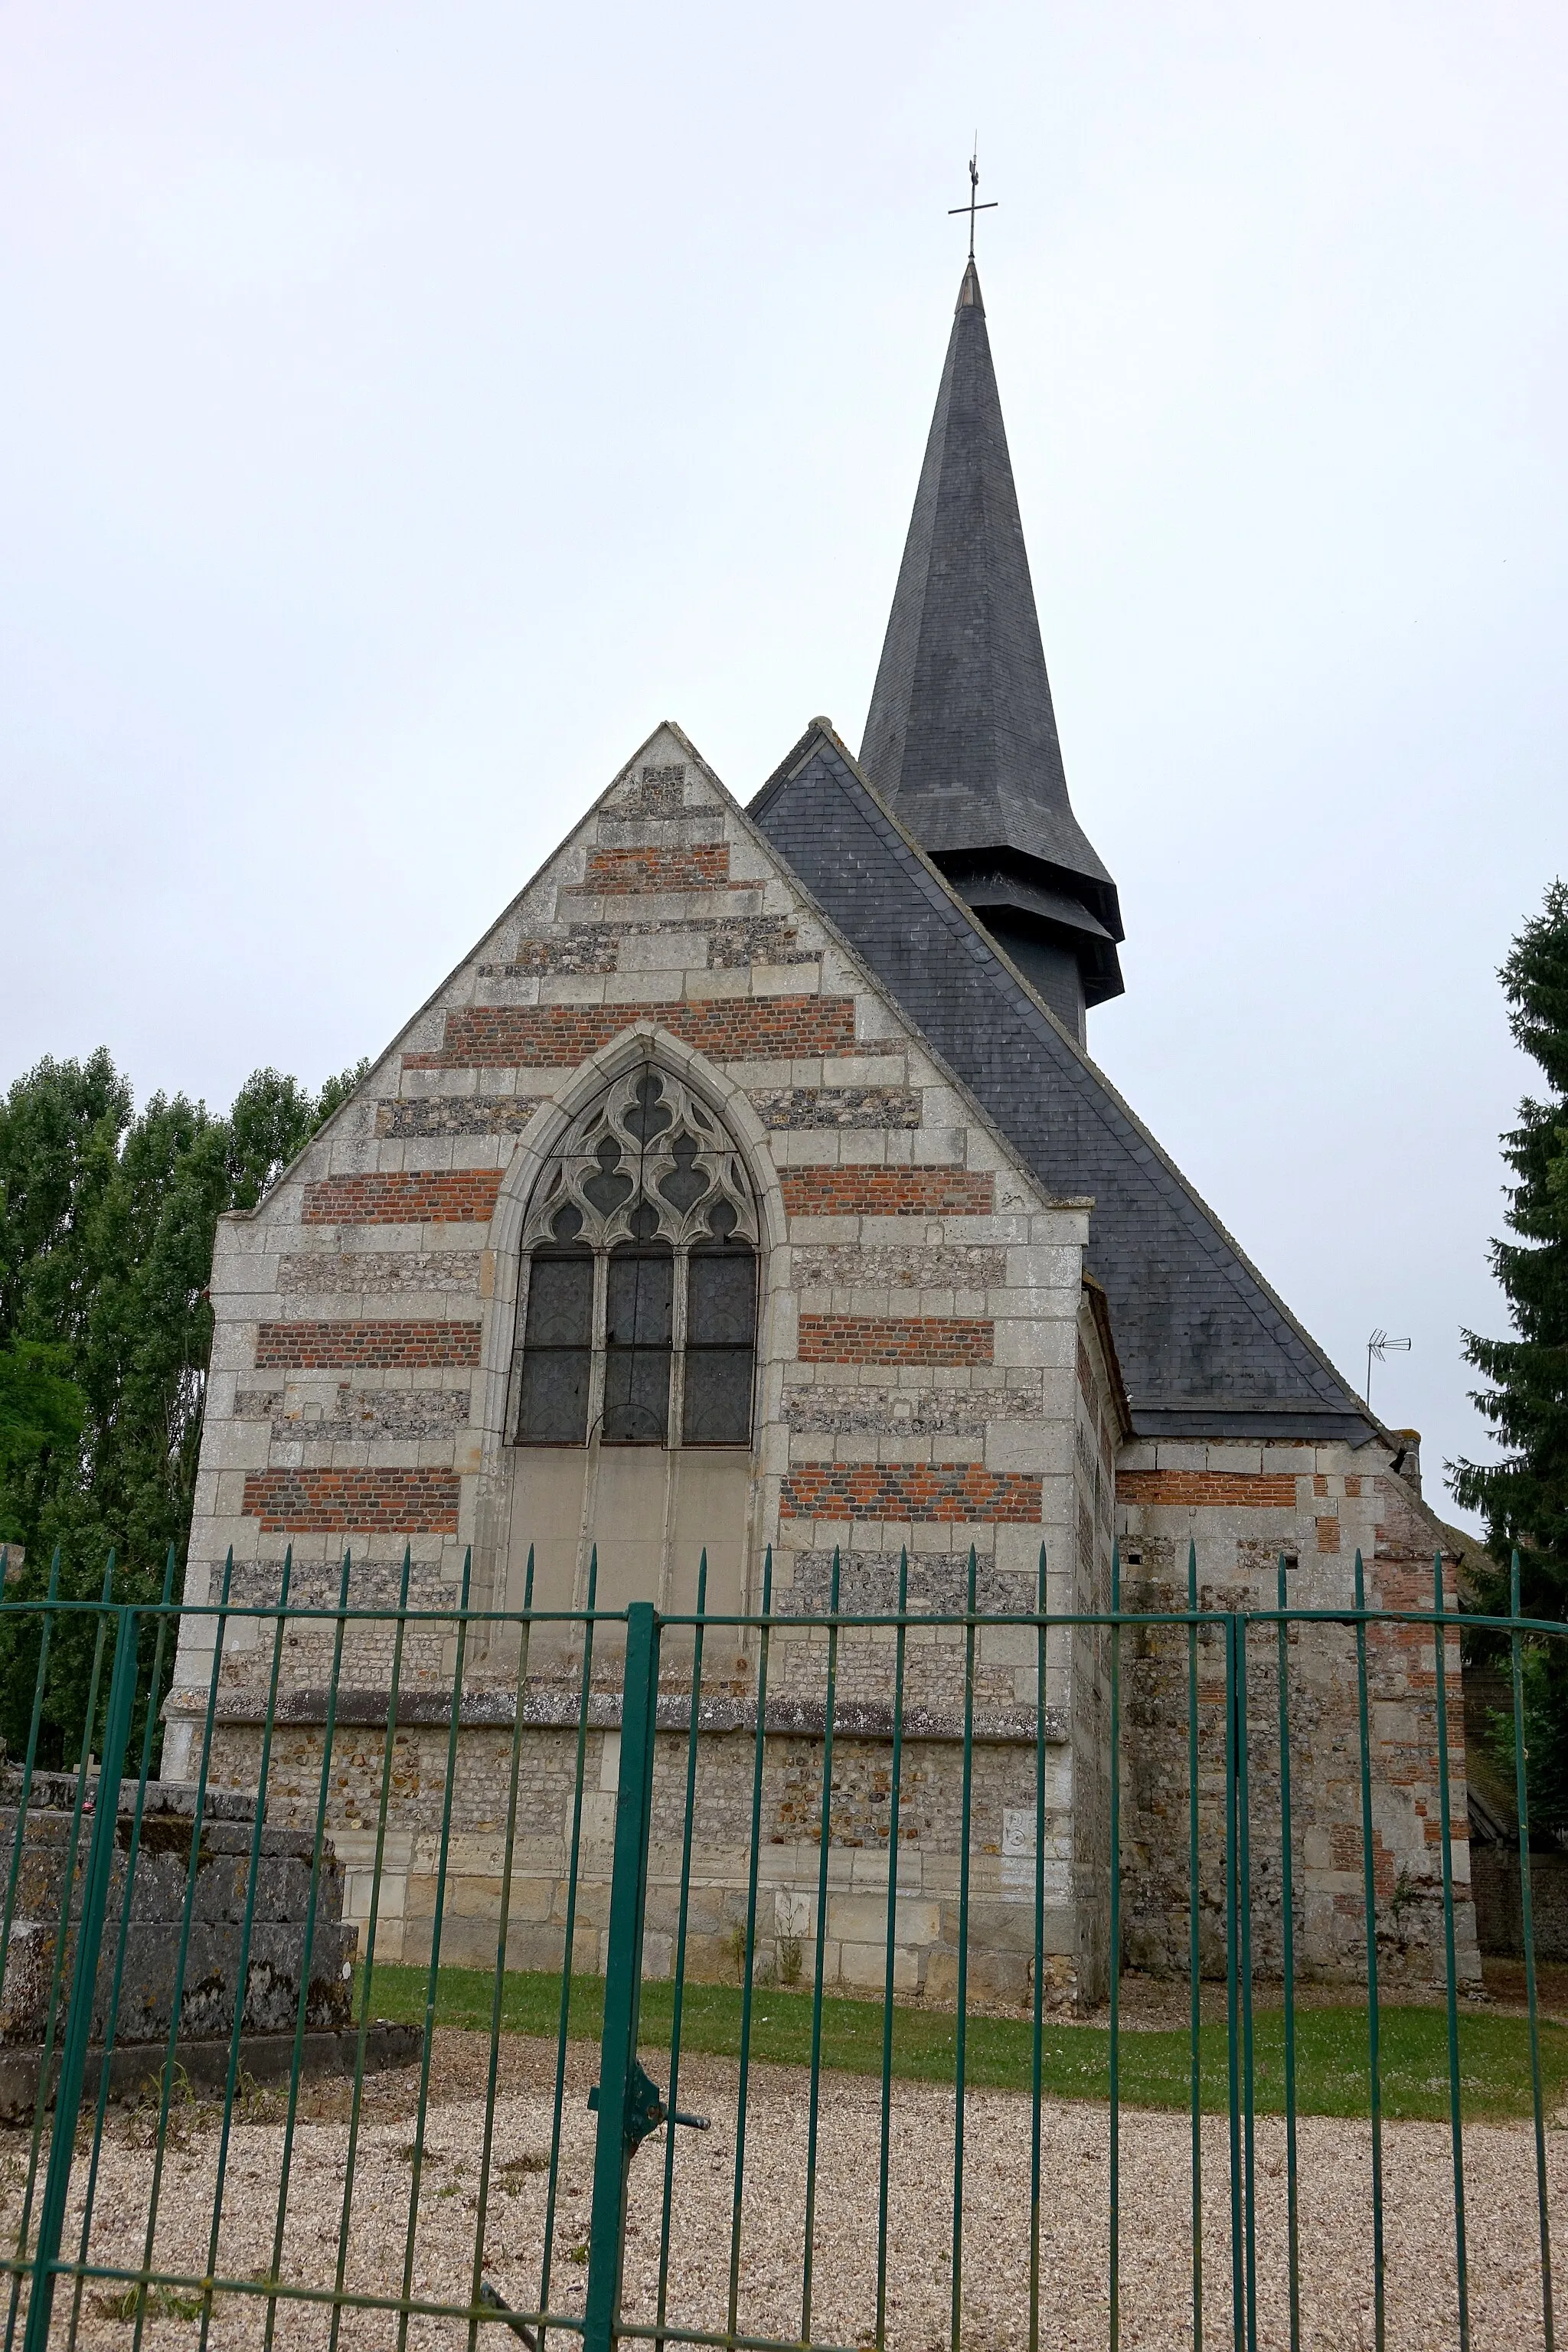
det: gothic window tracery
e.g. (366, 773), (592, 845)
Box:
(513, 1063), (759, 1449)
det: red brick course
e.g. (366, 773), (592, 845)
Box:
(404, 997), (856, 1070)
(583, 843), (729, 892)
(302, 1171), (503, 1226)
(780, 1168), (995, 1217)
(780, 1462), (1041, 1524)
(1117, 1471), (1300, 1509)
(798, 1315), (994, 1366)
(242, 1468), (460, 1534)
(255, 1321), (482, 1369)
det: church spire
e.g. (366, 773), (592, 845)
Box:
(859, 260), (1124, 1041)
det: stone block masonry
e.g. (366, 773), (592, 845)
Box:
(781, 1463), (1042, 1523)
(254, 1320), (482, 1369)
(241, 1468), (461, 1534)
(779, 1168), (994, 1217)
(404, 996), (858, 1070)
(797, 1315), (993, 1365)
(303, 1171), (504, 1225)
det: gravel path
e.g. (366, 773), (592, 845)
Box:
(6, 2032), (1563, 2350)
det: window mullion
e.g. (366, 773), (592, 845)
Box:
(586, 1249), (609, 1446)
(668, 1246), (690, 1452)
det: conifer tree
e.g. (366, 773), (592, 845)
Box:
(1451, 880), (1568, 1827)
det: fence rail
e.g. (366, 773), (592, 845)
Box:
(0, 1538), (1557, 2351)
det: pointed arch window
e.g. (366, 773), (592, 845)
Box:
(513, 1064), (759, 1448)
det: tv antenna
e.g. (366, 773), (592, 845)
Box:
(1365, 1328), (1410, 1411)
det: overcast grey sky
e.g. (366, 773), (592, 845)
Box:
(2, 3), (1564, 1521)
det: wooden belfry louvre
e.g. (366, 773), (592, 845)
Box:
(512, 1059), (760, 1449)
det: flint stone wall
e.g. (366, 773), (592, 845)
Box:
(203, 1713), (1080, 2011)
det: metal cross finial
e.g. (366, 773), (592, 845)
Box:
(949, 141), (998, 261)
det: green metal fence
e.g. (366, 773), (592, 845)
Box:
(0, 1540), (1558, 2350)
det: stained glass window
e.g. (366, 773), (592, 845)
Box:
(513, 1062), (758, 1449)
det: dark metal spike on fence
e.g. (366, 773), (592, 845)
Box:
(268, 1548), (355, 2352)
(1187, 1536), (1204, 2352)
(802, 1545), (844, 2345)
(1108, 1537), (1122, 2352)
(1353, 1549), (1386, 2352)
(20, 1589), (140, 2352)
(1432, 1548), (1469, 2350)
(1224, 1611), (1244, 2352)
(471, 1544), (542, 2352)
(1276, 1552), (1300, 2352)
(728, 1544), (773, 2347)
(583, 1598), (662, 2352)
(9, 1552), (121, 2350)
(68, 1540), (181, 2352)
(657, 1550), (709, 2344)
(478, 2278), (537, 2347)
(1029, 1542), (1047, 2352)
(949, 1541), (981, 2352)
(1511, 1547), (1557, 2347)
(876, 1545), (911, 2351)
(1235, 1587), (1257, 2350)
(202, 1547), (296, 2350)
(540, 1541), (600, 2348)
(397, 1547), (475, 2352)
(131, 1545), (235, 2352)
(0, 1548), (64, 2060)
(332, 1541), (415, 2352)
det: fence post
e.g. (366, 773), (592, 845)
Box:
(583, 1601), (662, 2352)
(23, 1605), (140, 2352)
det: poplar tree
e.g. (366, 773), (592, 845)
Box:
(1451, 880), (1568, 1827)
(0, 1049), (364, 1762)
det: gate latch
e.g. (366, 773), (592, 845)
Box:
(588, 2060), (710, 2151)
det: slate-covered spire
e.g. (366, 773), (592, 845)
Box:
(860, 258), (1123, 1041)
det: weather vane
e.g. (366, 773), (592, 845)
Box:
(949, 140), (998, 263)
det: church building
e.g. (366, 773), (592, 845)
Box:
(167, 260), (1476, 2004)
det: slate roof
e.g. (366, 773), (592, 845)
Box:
(752, 726), (1375, 1445)
(859, 260), (1123, 1000)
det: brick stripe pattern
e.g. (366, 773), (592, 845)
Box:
(404, 997), (857, 1070)
(583, 843), (728, 892)
(1116, 1471), (1299, 1508)
(255, 1321), (482, 1369)
(302, 1171), (504, 1226)
(780, 1463), (1041, 1524)
(243, 1469), (459, 1534)
(797, 1315), (994, 1366)
(780, 1167), (994, 1217)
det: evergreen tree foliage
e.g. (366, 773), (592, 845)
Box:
(1450, 879), (1568, 1829)
(0, 1049), (365, 1764)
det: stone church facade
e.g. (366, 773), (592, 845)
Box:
(167, 261), (1476, 2005)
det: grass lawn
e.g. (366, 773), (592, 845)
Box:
(361, 1965), (1568, 2126)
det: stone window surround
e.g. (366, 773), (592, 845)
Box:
(509, 1049), (763, 1453)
